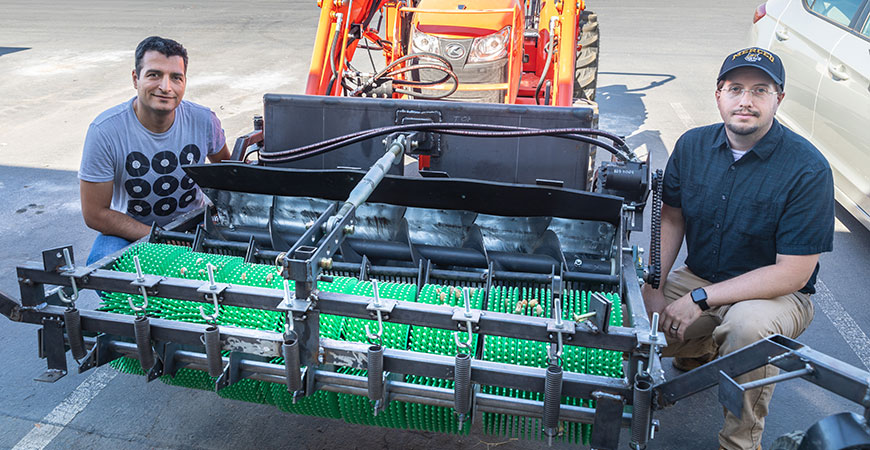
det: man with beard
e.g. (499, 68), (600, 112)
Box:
(79, 36), (230, 265)
(642, 47), (834, 450)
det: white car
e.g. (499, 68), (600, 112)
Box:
(750, 0), (870, 230)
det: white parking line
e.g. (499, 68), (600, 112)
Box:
(12, 367), (117, 450)
(670, 102), (696, 129)
(814, 280), (870, 371)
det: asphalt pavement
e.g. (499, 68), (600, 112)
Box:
(0, 1), (868, 449)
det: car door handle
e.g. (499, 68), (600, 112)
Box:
(828, 64), (850, 80)
(775, 28), (789, 41)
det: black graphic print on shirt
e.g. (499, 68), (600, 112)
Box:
(124, 145), (201, 220)
(127, 199), (152, 217)
(125, 152), (150, 177)
(178, 189), (198, 208)
(180, 174), (195, 190)
(124, 178), (151, 198)
(153, 197), (178, 217)
(179, 144), (201, 166)
(152, 151), (178, 175)
(153, 175), (180, 197)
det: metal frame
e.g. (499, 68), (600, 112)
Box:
(3, 132), (869, 449)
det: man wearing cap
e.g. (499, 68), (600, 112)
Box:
(642, 48), (834, 449)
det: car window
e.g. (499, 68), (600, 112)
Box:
(807, 0), (863, 26)
(863, 15), (870, 36)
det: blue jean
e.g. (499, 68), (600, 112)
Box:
(86, 234), (132, 266)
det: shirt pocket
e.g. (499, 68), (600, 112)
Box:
(681, 180), (708, 221)
(735, 197), (780, 238)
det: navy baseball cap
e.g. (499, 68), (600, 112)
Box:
(718, 47), (785, 89)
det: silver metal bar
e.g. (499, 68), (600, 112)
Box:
(740, 364), (813, 390)
(107, 339), (623, 425)
(14, 269), (636, 351)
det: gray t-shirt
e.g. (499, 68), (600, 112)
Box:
(79, 98), (226, 227)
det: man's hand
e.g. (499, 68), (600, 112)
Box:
(660, 294), (701, 341)
(641, 284), (668, 320)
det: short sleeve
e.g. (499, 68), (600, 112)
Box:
(208, 111), (226, 155)
(78, 123), (115, 183)
(776, 166), (835, 255)
(661, 136), (684, 208)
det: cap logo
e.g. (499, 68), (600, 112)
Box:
(731, 48), (775, 63)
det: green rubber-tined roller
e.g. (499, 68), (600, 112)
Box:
(100, 244), (625, 442)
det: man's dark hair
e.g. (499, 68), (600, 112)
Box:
(134, 36), (188, 76)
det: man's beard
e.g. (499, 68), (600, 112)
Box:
(726, 109), (760, 135)
(725, 122), (759, 136)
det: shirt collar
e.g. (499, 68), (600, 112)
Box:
(711, 119), (783, 160)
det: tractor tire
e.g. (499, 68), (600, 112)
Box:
(769, 430), (805, 450)
(574, 10), (599, 102)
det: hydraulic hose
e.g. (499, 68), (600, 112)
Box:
(258, 122), (633, 164)
(325, 13), (345, 96)
(535, 18), (557, 105)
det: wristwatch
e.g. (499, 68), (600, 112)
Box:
(691, 288), (710, 311)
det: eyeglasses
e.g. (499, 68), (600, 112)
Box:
(718, 85), (779, 98)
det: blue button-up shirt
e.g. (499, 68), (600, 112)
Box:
(662, 120), (834, 294)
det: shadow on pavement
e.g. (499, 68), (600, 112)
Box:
(0, 46), (30, 57)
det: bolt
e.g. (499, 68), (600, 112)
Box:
(650, 312), (660, 340)
(305, 221), (315, 229)
(319, 258), (333, 269)
(343, 224), (355, 235)
(573, 258), (583, 267)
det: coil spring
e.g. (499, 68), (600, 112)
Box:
(64, 307), (87, 361)
(649, 169), (663, 289)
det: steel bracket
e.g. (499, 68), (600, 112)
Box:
(131, 274), (163, 289)
(367, 298), (397, 317)
(276, 297), (313, 314)
(588, 292), (613, 334)
(197, 282), (230, 297)
(451, 308), (481, 324)
(590, 391), (625, 450)
(35, 316), (68, 383)
(547, 320), (576, 335)
(78, 333), (124, 374)
(216, 351), (243, 391)
(161, 342), (186, 378)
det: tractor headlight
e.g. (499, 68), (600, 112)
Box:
(468, 26), (510, 63)
(411, 27), (440, 54)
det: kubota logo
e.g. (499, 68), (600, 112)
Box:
(445, 43), (466, 59)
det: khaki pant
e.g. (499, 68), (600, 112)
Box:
(660, 266), (814, 450)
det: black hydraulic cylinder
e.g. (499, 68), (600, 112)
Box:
(204, 326), (223, 377)
(282, 331), (303, 392)
(63, 307), (87, 361)
(133, 315), (154, 372)
(543, 364), (564, 438)
(367, 345), (385, 403)
(454, 353), (472, 416)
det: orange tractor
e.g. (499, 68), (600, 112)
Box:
(305, 0), (599, 106)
